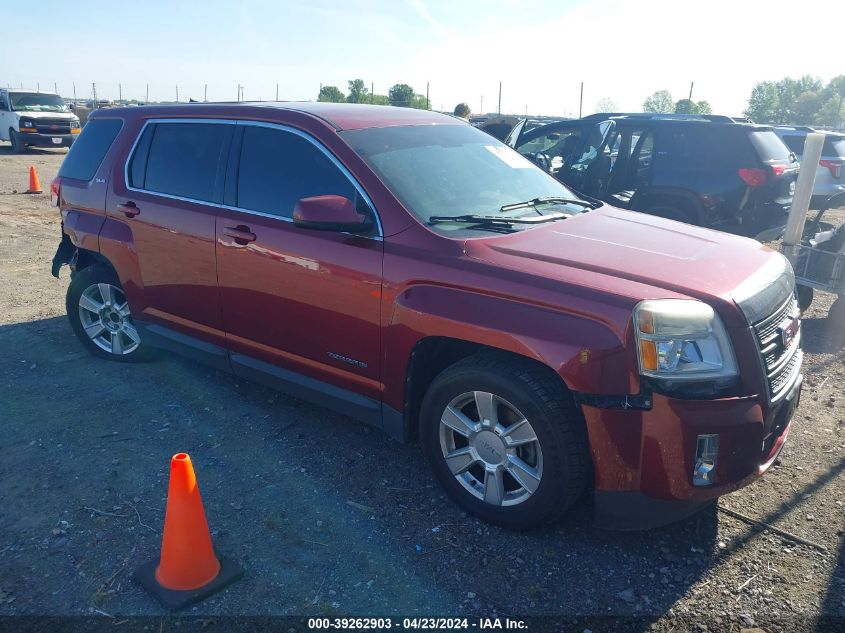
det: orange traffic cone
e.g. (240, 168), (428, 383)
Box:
(26, 165), (43, 194)
(133, 453), (243, 609)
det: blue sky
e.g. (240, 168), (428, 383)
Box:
(1, 0), (840, 116)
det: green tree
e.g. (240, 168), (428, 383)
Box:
(411, 94), (430, 110)
(674, 99), (699, 114)
(388, 83), (416, 107)
(696, 100), (712, 114)
(370, 94), (390, 105)
(642, 90), (674, 113)
(346, 79), (369, 104)
(595, 97), (618, 113)
(744, 81), (780, 123)
(317, 85), (345, 103)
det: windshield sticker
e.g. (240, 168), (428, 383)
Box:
(484, 145), (534, 169)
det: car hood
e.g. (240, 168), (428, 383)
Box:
(464, 205), (792, 327)
(15, 111), (75, 121)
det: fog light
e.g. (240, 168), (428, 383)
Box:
(693, 434), (719, 486)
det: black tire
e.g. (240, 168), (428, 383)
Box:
(9, 128), (25, 154)
(419, 353), (590, 529)
(796, 285), (814, 313)
(66, 265), (151, 362)
(828, 297), (845, 350)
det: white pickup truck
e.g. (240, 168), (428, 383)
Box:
(0, 88), (81, 153)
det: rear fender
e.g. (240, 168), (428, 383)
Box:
(383, 284), (635, 412)
(97, 216), (145, 313)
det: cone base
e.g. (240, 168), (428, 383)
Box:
(133, 556), (243, 610)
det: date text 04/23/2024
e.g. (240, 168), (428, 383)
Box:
(307, 617), (528, 630)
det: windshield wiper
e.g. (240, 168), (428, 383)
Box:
(428, 212), (567, 226)
(499, 196), (599, 212)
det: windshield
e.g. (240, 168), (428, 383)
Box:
(10, 92), (68, 112)
(341, 124), (584, 226)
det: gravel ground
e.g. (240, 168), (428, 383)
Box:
(0, 145), (843, 633)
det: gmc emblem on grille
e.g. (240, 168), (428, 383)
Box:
(778, 315), (800, 349)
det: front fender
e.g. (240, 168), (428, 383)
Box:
(382, 283), (636, 412)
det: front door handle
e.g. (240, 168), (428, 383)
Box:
(117, 202), (140, 218)
(223, 225), (256, 245)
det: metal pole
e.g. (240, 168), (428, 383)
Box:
(176, 85), (179, 102)
(783, 132), (824, 265)
(579, 81), (584, 118)
(146, 84), (149, 104)
(497, 81), (502, 115)
(480, 96), (483, 115)
(37, 82), (40, 92)
(54, 82), (57, 94)
(837, 86), (844, 129)
(371, 82), (374, 104)
(426, 81), (429, 110)
(204, 84), (208, 102)
(688, 81), (694, 102)
(119, 83), (122, 102)
(275, 83), (278, 101)
(73, 82), (76, 104)
(92, 83), (97, 104)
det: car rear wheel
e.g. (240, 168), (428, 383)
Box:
(419, 354), (590, 529)
(9, 128), (25, 154)
(66, 265), (149, 362)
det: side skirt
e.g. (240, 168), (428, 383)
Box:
(135, 321), (405, 442)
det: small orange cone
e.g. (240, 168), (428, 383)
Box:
(26, 165), (43, 194)
(133, 453), (243, 610)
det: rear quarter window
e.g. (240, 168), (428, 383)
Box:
(58, 118), (123, 181)
(749, 130), (792, 162)
(823, 136), (845, 157)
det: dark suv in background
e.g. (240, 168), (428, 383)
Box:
(506, 113), (799, 240)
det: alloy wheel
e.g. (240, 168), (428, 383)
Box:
(439, 391), (543, 507)
(77, 283), (140, 355)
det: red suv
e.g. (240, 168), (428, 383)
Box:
(51, 103), (803, 530)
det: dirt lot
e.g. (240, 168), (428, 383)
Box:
(0, 146), (843, 633)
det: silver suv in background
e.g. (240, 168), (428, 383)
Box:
(774, 126), (845, 208)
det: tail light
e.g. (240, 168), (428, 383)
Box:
(50, 177), (61, 207)
(738, 167), (767, 188)
(820, 159), (843, 179)
(770, 165), (788, 178)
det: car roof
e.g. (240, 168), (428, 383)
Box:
(97, 101), (461, 132)
(5, 88), (61, 96)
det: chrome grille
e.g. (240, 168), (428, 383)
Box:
(752, 296), (802, 399)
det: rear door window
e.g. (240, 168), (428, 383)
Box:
(137, 122), (230, 203)
(58, 118), (123, 181)
(781, 135), (806, 154)
(236, 125), (358, 218)
(749, 130), (792, 162)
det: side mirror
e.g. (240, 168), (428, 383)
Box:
(293, 195), (372, 233)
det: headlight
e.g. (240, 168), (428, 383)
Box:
(71, 119), (80, 127)
(633, 299), (737, 381)
(19, 118), (35, 128)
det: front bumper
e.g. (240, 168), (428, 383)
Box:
(18, 132), (77, 148)
(583, 374), (802, 530)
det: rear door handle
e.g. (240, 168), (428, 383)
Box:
(117, 202), (140, 218)
(223, 225), (256, 245)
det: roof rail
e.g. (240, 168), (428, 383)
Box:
(585, 112), (740, 124)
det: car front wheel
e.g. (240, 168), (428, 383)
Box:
(66, 265), (149, 362)
(419, 354), (590, 529)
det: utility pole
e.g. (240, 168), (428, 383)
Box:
(837, 84), (844, 129)
(92, 83), (97, 105)
(688, 81), (694, 102)
(37, 82), (40, 92)
(145, 84), (149, 104)
(371, 82), (374, 104)
(480, 96), (483, 115)
(497, 81), (502, 115)
(525, 104), (528, 116)
(175, 85), (179, 103)
(54, 82), (57, 94)
(579, 81), (584, 118)
(275, 83), (278, 101)
(119, 83), (122, 102)
(237, 85), (241, 102)
(204, 84), (208, 102)
(426, 81), (430, 110)
(72, 82), (76, 104)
